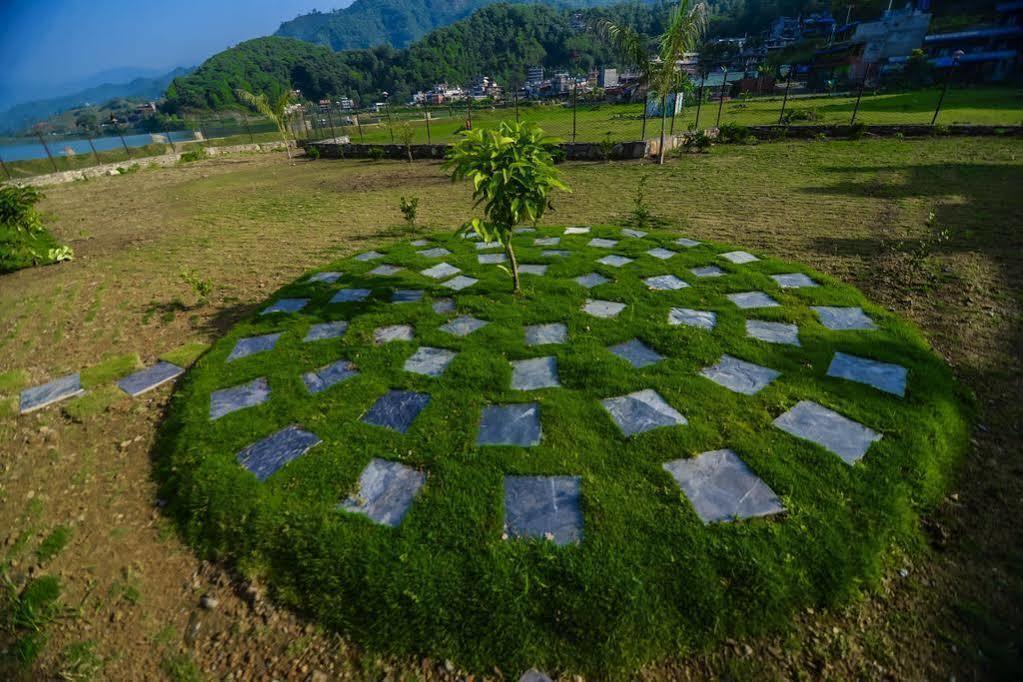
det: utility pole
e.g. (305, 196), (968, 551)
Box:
(715, 67), (729, 128)
(932, 51), (964, 125)
(778, 65), (793, 124)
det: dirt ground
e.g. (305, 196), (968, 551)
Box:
(1, 140), (1020, 680)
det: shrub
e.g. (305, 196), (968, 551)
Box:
(179, 270), (212, 304)
(399, 195), (419, 234)
(717, 122), (750, 144)
(598, 132), (616, 163)
(849, 122), (868, 140)
(781, 107), (822, 124)
(680, 130), (712, 153)
(368, 147), (385, 161)
(0, 184), (74, 274)
(178, 150), (204, 163)
(305, 145), (320, 160)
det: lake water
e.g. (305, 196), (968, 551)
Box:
(0, 130), (197, 162)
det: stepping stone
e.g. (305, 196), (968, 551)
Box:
(475, 240), (503, 250)
(227, 333), (282, 362)
(519, 264), (548, 276)
(478, 253), (508, 265)
(745, 320), (799, 346)
(374, 325), (414, 344)
(700, 355), (780, 395)
(663, 449), (784, 524)
(646, 247), (676, 260)
(410, 239), (430, 247)
(608, 339), (663, 368)
(727, 291), (780, 309)
(583, 299), (626, 319)
(303, 359), (359, 394)
(812, 306), (877, 331)
(565, 226), (590, 235)
(421, 263), (460, 279)
(773, 400), (882, 464)
(339, 458), (426, 527)
(361, 390), (430, 433)
(668, 307), (716, 330)
(622, 228), (647, 238)
(304, 321), (349, 342)
(827, 352), (907, 397)
(534, 237), (560, 246)
(574, 272), (609, 289)
(520, 671), (553, 682)
(513, 227), (535, 234)
(720, 250), (759, 264)
(525, 323), (567, 346)
(588, 238), (618, 249)
(542, 250), (569, 258)
(404, 347), (457, 377)
(462, 232), (481, 240)
(690, 265), (724, 278)
(210, 377), (270, 420)
(602, 389), (687, 437)
(432, 298), (455, 314)
(330, 288), (371, 303)
(391, 289), (424, 303)
(598, 254), (633, 268)
(116, 361), (184, 397)
(442, 275), (478, 291)
(418, 247), (451, 258)
(236, 426), (321, 482)
(368, 264), (403, 277)
(307, 271), (341, 284)
(354, 251), (384, 262)
(440, 316), (488, 337)
(644, 274), (688, 291)
(503, 475), (582, 545)
(675, 237), (701, 248)
(771, 272), (818, 288)
(511, 356), (560, 390)
(477, 403), (541, 446)
(261, 298), (309, 315)
(20, 373), (84, 414)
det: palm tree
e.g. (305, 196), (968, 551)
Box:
(236, 88), (295, 161)
(598, 1), (707, 164)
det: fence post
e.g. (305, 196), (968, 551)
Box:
(572, 82), (578, 143)
(694, 72), (705, 130)
(355, 112), (364, 142)
(466, 98), (473, 130)
(778, 67), (793, 124)
(850, 64), (869, 125)
(86, 134), (101, 165)
(244, 115), (254, 143)
(716, 68), (728, 128)
(117, 127), (132, 158)
(36, 132), (59, 173)
(327, 107), (338, 141)
(670, 91), (678, 135)
(424, 103), (432, 144)
(0, 152), (10, 180)
(931, 52), (963, 126)
(513, 87), (520, 122)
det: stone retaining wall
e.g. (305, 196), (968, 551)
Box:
(305, 140), (653, 161)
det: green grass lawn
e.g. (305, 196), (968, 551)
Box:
(158, 226), (969, 675)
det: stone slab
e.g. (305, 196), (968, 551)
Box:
(812, 306), (877, 331)
(663, 449), (784, 524)
(236, 425), (321, 482)
(598, 254), (633, 268)
(303, 359), (359, 394)
(644, 274), (689, 291)
(519, 264), (548, 276)
(827, 352), (907, 396)
(690, 265), (724, 278)
(700, 355), (780, 395)
(675, 237), (701, 248)
(504, 475), (582, 545)
(477, 403), (541, 446)
(583, 299), (626, 319)
(368, 264), (403, 277)
(404, 347), (457, 377)
(771, 272), (818, 288)
(210, 377), (270, 420)
(525, 322), (567, 346)
(442, 275), (478, 291)
(478, 253), (508, 265)
(534, 237), (560, 246)
(116, 361), (184, 397)
(391, 289), (424, 303)
(421, 263), (460, 279)
(773, 400), (882, 464)
(261, 298), (309, 315)
(646, 247), (676, 260)
(439, 316), (488, 337)
(354, 251), (384, 262)
(361, 390), (431, 434)
(374, 325), (414, 344)
(410, 239), (430, 247)
(330, 288), (371, 303)
(227, 333), (282, 362)
(340, 458), (426, 527)
(304, 321), (349, 342)
(418, 247), (451, 259)
(475, 241), (503, 250)
(307, 271), (342, 284)
(602, 389), (687, 437)
(727, 291), (781, 309)
(20, 373), (84, 414)
(622, 228), (647, 238)
(512, 227), (535, 234)
(542, 250), (569, 258)
(574, 272), (609, 289)
(432, 298), (455, 314)
(745, 320), (799, 346)
(564, 227), (590, 235)
(608, 339), (663, 368)
(588, 238), (618, 249)
(511, 356), (560, 390)
(720, 250), (759, 264)
(668, 307), (716, 330)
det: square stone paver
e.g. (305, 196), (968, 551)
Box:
(646, 247), (676, 260)
(513, 227), (535, 234)
(421, 263), (460, 279)
(773, 400), (882, 464)
(477, 403), (541, 446)
(410, 239), (430, 247)
(404, 347), (457, 377)
(442, 275), (478, 291)
(210, 377), (270, 420)
(675, 237), (701, 248)
(432, 298), (455, 314)
(261, 298), (309, 315)
(439, 316), (488, 337)
(504, 476), (582, 545)
(542, 250), (569, 258)
(475, 240), (503, 250)
(668, 307), (716, 330)
(227, 333), (282, 362)
(583, 299), (626, 319)
(644, 274), (689, 291)
(519, 264), (548, 276)
(478, 253), (508, 265)
(340, 458), (426, 527)
(690, 265), (724, 278)
(622, 228), (647, 238)
(827, 352), (907, 396)
(812, 306), (877, 331)
(374, 325), (414, 344)
(361, 390), (431, 433)
(330, 288), (371, 303)
(602, 389), (687, 437)
(608, 339), (663, 368)
(745, 320), (800, 346)
(771, 273), (818, 288)
(525, 323), (567, 346)
(700, 355), (780, 395)
(727, 291), (780, 309)
(117, 361), (184, 397)
(598, 254), (633, 268)
(418, 247), (451, 259)
(663, 449), (784, 524)
(391, 289), (424, 303)
(303, 359), (359, 394)
(236, 426), (321, 482)
(588, 238), (618, 249)
(534, 237), (560, 246)
(304, 320), (349, 342)
(354, 251), (384, 262)
(307, 271), (342, 284)
(368, 264), (403, 277)
(565, 227), (590, 235)
(720, 250), (759, 264)
(511, 356), (560, 390)
(20, 374), (84, 414)
(574, 272), (609, 289)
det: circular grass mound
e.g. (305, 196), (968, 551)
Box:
(158, 226), (968, 674)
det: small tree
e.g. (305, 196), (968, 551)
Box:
(236, 88), (295, 161)
(398, 121), (415, 163)
(445, 121), (569, 292)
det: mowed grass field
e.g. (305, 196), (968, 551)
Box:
(0, 137), (1021, 679)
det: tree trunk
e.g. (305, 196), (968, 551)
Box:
(506, 240), (521, 292)
(658, 94), (668, 165)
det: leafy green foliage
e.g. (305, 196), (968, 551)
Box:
(1, 572), (65, 671)
(178, 149), (205, 163)
(236, 88), (295, 160)
(58, 640), (103, 682)
(399, 195), (419, 233)
(36, 527), (71, 564)
(180, 270), (213, 304)
(0, 184), (74, 274)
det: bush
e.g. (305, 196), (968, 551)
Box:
(305, 145), (321, 160)
(399, 195), (419, 234)
(368, 147), (385, 161)
(178, 149), (204, 163)
(780, 107), (822, 124)
(717, 122), (751, 144)
(0, 184), (74, 274)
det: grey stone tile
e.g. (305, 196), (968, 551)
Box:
(261, 298), (309, 315)
(700, 355), (780, 395)
(303, 359), (359, 394)
(20, 373), (84, 414)
(354, 251), (384, 262)
(602, 389), (686, 436)
(773, 400), (882, 464)
(542, 250), (569, 258)
(598, 254), (633, 268)
(304, 320), (349, 342)
(690, 265), (724, 278)
(368, 264), (403, 277)
(520, 670), (553, 682)
(720, 250), (759, 264)
(583, 299), (626, 319)
(236, 425), (321, 482)
(574, 272), (609, 289)
(668, 307), (716, 330)
(727, 291), (780, 309)
(512, 227), (535, 234)
(675, 237), (701, 248)
(391, 289), (424, 303)
(442, 275), (478, 291)
(534, 237), (560, 246)
(478, 253), (508, 264)
(432, 298), (455, 314)
(745, 320), (800, 346)
(227, 333), (282, 362)
(504, 475), (582, 545)
(511, 356), (560, 390)
(475, 240), (503, 250)
(588, 238), (618, 248)
(307, 271), (341, 284)
(771, 272), (818, 288)
(421, 262), (460, 279)
(462, 231), (481, 240)
(340, 458), (426, 527)
(564, 226), (590, 235)
(210, 377), (270, 420)
(418, 247), (451, 259)
(410, 239), (430, 247)
(812, 306), (877, 331)
(477, 403), (541, 446)
(644, 274), (689, 291)
(374, 325), (414, 344)
(330, 288), (371, 303)
(439, 316), (488, 337)
(608, 338), (663, 368)
(404, 347), (457, 377)
(117, 361), (184, 397)
(646, 247), (676, 260)
(361, 390), (431, 433)
(622, 228), (647, 238)
(663, 449), (784, 524)
(827, 352), (907, 397)
(525, 322), (567, 346)
(519, 264), (548, 276)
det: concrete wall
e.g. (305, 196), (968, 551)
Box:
(304, 140), (653, 161)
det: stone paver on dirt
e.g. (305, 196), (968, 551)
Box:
(117, 361), (184, 397)
(20, 373), (85, 414)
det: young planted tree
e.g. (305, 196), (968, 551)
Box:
(445, 121), (568, 292)
(236, 88), (295, 161)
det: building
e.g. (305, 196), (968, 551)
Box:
(849, 4), (932, 79)
(526, 66), (545, 85)
(920, 1), (1022, 81)
(338, 97), (355, 110)
(597, 67), (618, 88)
